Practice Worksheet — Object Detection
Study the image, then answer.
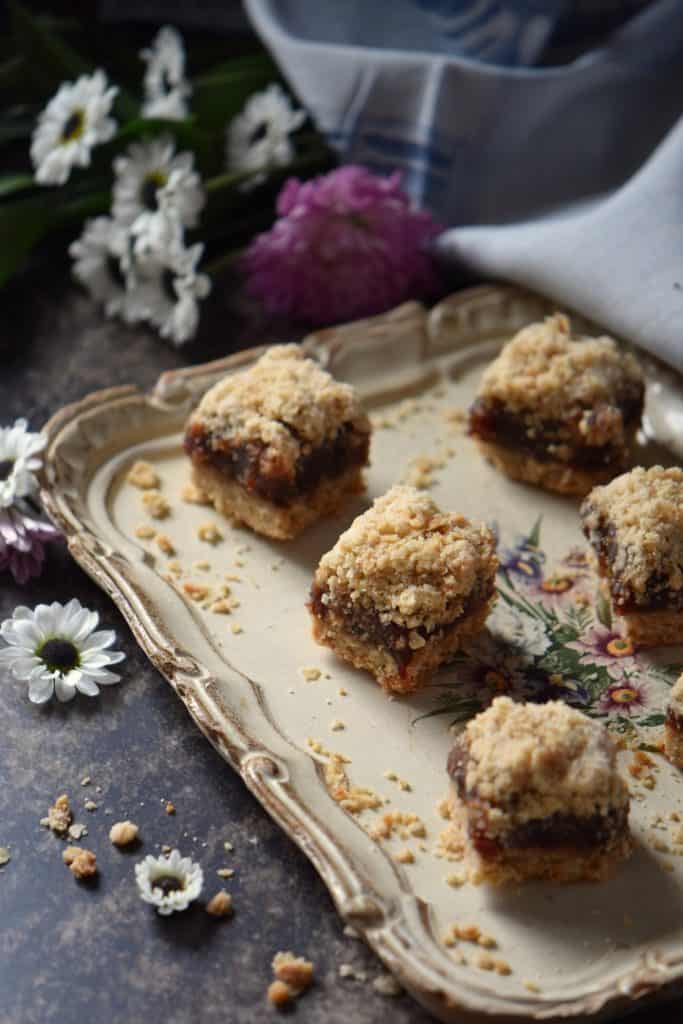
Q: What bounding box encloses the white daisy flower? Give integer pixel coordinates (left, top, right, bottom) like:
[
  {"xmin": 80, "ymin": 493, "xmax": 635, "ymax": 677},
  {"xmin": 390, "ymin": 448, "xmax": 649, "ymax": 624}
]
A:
[
  {"xmin": 226, "ymin": 83, "xmax": 305, "ymax": 186},
  {"xmin": 0, "ymin": 599, "xmax": 125, "ymax": 705},
  {"xmin": 132, "ymin": 217, "xmax": 211, "ymax": 346},
  {"xmin": 0, "ymin": 419, "xmax": 46, "ymax": 509},
  {"xmin": 30, "ymin": 70, "xmax": 118, "ymax": 186},
  {"xmin": 140, "ymin": 26, "xmax": 191, "ymax": 121},
  {"xmin": 135, "ymin": 849, "xmax": 203, "ymax": 915},
  {"xmin": 69, "ymin": 217, "xmax": 148, "ymax": 324},
  {"xmin": 112, "ymin": 136, "xmax": 204, "ymax": 241}
]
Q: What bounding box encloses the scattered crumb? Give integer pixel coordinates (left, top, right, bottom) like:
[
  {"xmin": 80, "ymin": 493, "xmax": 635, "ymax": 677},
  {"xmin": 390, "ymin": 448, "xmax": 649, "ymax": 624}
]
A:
[
  {"xmin": 272, "ymin": 951, "xmax": 314, "ymax": 992},
  {"xmin": 0, "ymin": 847, "xmax": 10, "ymax": 866},
  {"xmin": 155, "ymin": 533, "xmax": 175, "ymax": 556},
  {"xmin": 300, "ymin": 667, "xmax": 322, "ymax": 682},
  {"xmin": 523, "ymin": 980, "xmax": 541, "ymax": 994},
  {"xmin": 475, "ymin": 952, "xmax": 495, "ymax": 971},
  {"xmin": 223, "ymin": 841, "xmax": 234, "ymax": 852},
  {"xmin": 443, "ymin": 407, "xmax": 466, "ymax": 428},
  {"xmin": 109, "ymin": 821, "xmax": 139, "ymax": 847},
  {"xmin": 369, "ymin": 811, "xmax": 427, "ymax": 842},
  {"xmin": 134, "ymin": 524, "xmax": 156, "ymax": 540},
  {"xmin": 384, "ymin": 771, "xmax": 398, "ymax": 781},
  {"xmin": 210, "ymin": 597, "xmax": 238, "ymax": 615},
  {"xmin": 62, "ymin": 846, "xmax": 97, "ymax": 880},
  {"xmin": 267, "ymin": 980, "xmax": 291, "ymax": 1008},
  {"xmin": 181, "ymin": 481, "xmax": 210, "ymax": 505},
  {"xmin": 127, "ymin": 460, "xmax": 160, "ymax": 490},
  {"xmin": 330, "ymin": 719, "xmax": 345, "ymax": 732},
  {"xmin": 446, "ymin": 871, "xmax": 467, "ymax": 887},
  {"xmin": 393, "ymin": 849, "xmax": 415, "ymax": 865},
  {"xmin": 338, "ymin": 688, "xmax": 348, "ymax": 697},
  {"xmin": 182, "ymin": 581, "xmax": 211, "ymax": 602},
  {"xmin": 494, "ymin": 959, "xmax": 512, "ymax": 976},
  {"xmin": 80, "ymin": 776, "xmax": 91, "ymax": 787},
  {"xmin": 224, "ymin": 573, "xmax": 242, "ymax": 583},
  {"xmin": 400, "ymin": 454, "xmax": 446, "ymax": 490},
  {"xmin": 371, "ymin": 973, "xmax": 402, "ymax": 997},
  {"xmin": 339, "ymin": 963, "xmax": 367, "ymax": 983},
  {"xmin": 673, "ymin": 826, "xmax": 683, "ymax": 846},
  {"xmin": 217, "ymin": 868, "xmax": 234, "ymax": 879},
  {"xmin": 84, "ymin": 799, "xmax": 98, "ymax": 812},
  {"xmin": 454, "ymin": 924, "xmax": 481, "ymax": 943},
  {"xmin": 142, "ymin": 491, "xmax": 170, "ymax": 519},
  {"xmin": 41, "ymin": 794, "xmax": 72, "ymax": 836},
  {"xmin": 165, "ymin": 802, "xmax": 176, "ymax": 816},
  {"xmin": 652, "ymin": 836, "xmax": 670, "ymax": 853},
  {"xmin": 68, "ymin": 823, "xmax": 88, "ymax": 841},
  {"xmin": 478, "ymin": 934, "xmax": 497, "ymax": 950},
  {"xmin": 198, "ymin": 522, "xmax": 223, "ymax": 544},
  {"xmin": 230, "ymin": 623, "xmax": 244, "ymax": 635},
  {"xmin": 206, "ymin": 890, "xmax": 233, "ymax": 917},
  {"xmin": 193, "ymin": 560, "xmax": 211, "ymax": 572},
  {"xmin": 670, "ymin": 811, "xmax": 681, "ymax": 822}
]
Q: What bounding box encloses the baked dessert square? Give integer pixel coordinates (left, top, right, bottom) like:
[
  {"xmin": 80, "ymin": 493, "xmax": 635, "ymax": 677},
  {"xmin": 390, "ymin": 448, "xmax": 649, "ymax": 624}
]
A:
[
  {"xmin": 184, "ymin": 345, "xmax": 371, "ymax": 541},
  {"xmin": 468, "ymin": 314, "xmax": 644, "ymax": 496},
  {"xmin": 665, "ymin": 675, "xmax": 683, "ymax": 770},
  {"xmin": 581, "ymin": 466, "xmax": 683, "ymax": 646},
  {"xmin": 308, "ymin": 485, "xmax": 497, "ymax": 694},
  {"xmin": 446, "ymin": 697, "xmax": 632, "ymax": 885}
]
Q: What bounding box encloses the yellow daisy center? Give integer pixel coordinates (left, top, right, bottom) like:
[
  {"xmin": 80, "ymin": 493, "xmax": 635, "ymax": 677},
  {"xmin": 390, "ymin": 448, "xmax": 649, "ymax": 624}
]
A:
[
  {"xmin": 606, "ymin": 637, "xmax": 634, "ymax": 657},
  {"xmin": 609, "ymin": 686, "xmax": 639, "ymax": 704},
  {"xmin": 541, "ymin": 574, "xmax": 573, "ymax": 594}
]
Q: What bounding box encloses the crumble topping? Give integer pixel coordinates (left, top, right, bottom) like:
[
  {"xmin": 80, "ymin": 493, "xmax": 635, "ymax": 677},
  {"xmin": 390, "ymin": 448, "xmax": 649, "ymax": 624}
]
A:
[
  {"xmin": 198, "ymin": 522, "xmax": 223, "ymax": 544},
  {"xmin": 41, "ymin": 794, "xmax": 72, "ymax": 835},
  {"xmin": 478, "ymin": 314, "xmax": 643, "ymax": 424},
  {"xmin": 313, "ymin": 486, "xmax": 497, "ymax": 632},
  {"xmin": 188, "ymin": 345, "xmax": 370, "ymax": 467},
  {"xmin": 458, "ymin": 697, "xmax": 628, "ymax": 827},
  {"xmin": 581, "ymin": 467, "xmax": 683, "ymax": 600},
  {"xmin": 155, "ymin": 533, "xmax": 175, "ymax": 556},
  {"xmin": 135, "ymin": 524, "xmax": 156, "ymax": 540},
  {"xmin": 126, "ymin": 460, "xmax": 160, "ymax": 490},
  {"xmin": 141, "ymin": 491, "xmax": 171, "ymax": 519}
]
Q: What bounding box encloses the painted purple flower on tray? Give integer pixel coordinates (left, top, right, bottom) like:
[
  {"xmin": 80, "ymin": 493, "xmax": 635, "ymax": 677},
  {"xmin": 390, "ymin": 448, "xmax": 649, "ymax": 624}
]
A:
[
  {"xmin": 243, "ymin": 165, "xmax": 442, "ymax": 325},
  {"xmin": 423, "ymin": 517, "xmax": 680, "ymax": 737},
  {"xmin": 0, "ymin": 504, "xmax": 61, "ymax": 584},
  {"xmin": 566, "ymin": 624, "xmax": 637, "ymax": 672}
]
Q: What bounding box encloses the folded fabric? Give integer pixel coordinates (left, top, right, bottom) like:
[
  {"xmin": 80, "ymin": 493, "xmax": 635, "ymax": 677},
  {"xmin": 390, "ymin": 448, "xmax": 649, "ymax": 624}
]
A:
[{"xmin": 245, "ymin": 0, "xmax": 683, "ymax": 369}]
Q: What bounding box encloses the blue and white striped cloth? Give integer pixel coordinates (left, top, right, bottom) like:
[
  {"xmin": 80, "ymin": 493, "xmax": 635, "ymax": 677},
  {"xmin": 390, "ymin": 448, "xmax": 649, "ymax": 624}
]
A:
[{"xmin": 245, "ymin": 0, "xmax": 683, "ymax": 371}]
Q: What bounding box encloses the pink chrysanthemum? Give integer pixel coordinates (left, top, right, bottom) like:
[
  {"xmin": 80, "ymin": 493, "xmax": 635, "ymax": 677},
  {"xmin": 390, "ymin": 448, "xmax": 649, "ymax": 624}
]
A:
[
  {"xmin": 0, "ymin": 504, "xmax": 61, "ymax": 584},
  {"xmin": 243, "ymin": 165, "xmax": 442, "ymax": 325}
]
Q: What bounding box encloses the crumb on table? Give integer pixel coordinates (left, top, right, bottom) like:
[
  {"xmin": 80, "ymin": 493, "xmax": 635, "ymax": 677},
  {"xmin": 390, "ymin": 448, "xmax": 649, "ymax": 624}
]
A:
[
  {"xmin": 181, "ymin": 481, "xmax": 211, "ymax": 505},
  {"xmin": 206, "ymin": 890, "xmax": 233, "ymax": 917},
  {"xmin": 198, "ymin": 522, "xmax": 223, "ymax": 544},
  {"xmin": 41, "ymin": 794, "xmax": 72, "ymax": 835},
  {"xmin": 62, "ymin": 845, "xmax": 98, "ymax": 880},
  {"xmin": 135, "ymin": 524, "xmax": 156, "ymax": 540},
  {"xmin": 127, "ymin": 460, "xmax": 160, "ymax": 490},
  {"xmin": 109, "ymin": 821, "xmax": 139, "ymax": 847},
  {"xmin": 156, "ymin": 533, "xmax": 175, "ymax": 556},
  {"xmin": 141, "ymin": 491, "xmax": 171, "ymax": 519},
  {"xmin": 0, "ymin": 847, "xmax": 10, "ymax": 866},
  {"xmin": 300, "ymin": 666, "xmax": 322, "ymax": 682}
]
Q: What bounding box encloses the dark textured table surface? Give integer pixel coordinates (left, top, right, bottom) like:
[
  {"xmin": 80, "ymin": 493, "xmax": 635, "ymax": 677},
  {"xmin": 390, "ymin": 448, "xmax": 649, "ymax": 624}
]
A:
[{"xmin": 1, "ymin": 275, "xmax": 681, "ymax": 1024}]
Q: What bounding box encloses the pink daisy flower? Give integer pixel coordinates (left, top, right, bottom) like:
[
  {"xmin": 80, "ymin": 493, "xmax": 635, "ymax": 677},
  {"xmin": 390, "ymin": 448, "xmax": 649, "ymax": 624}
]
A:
[
  {"xmin": 598, "ymin": 679, "xmax": 649, "ymax": 715},
  {"xmin": 566, "ymin": 624, "xmax": 637, "ymax": 671},
  {"xmin": 0, "ymin": 504, "xmax": 61, "ymax": 584},
  {"xmin": 243, "ymin": 165, "xmax": 442, "ymax": 325}
]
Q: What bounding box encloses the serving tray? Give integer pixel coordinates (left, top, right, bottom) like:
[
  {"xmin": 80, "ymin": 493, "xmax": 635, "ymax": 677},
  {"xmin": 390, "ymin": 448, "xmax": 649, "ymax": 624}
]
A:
[{"xmin": 40, "ymin": 285, "xmax": 683, "ymax": 1023}]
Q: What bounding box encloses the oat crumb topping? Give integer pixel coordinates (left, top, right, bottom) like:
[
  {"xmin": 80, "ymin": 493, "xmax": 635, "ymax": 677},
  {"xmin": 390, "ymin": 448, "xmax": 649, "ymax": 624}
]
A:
[
  {"xmin": 142, "ymin": 491, "xmax": 171, "ymax": 519},
  {"xmin": 41, "ymin": 794, "xmax": 72, "ymax": 835},
  {"xmin": 198, "ymin": 522, "xmax": 223, "ymax": 544},
  {"xmin": 62, "ymin": 845, "xmax": 97, "ymax": 879},
  {"xmin": 109, "ymin": 821, "xmax": 139, "ymax": 847}
]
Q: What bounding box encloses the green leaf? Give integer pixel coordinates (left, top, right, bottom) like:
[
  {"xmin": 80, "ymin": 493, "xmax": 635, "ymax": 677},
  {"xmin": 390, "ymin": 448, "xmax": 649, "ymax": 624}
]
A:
[
  {"xmin": 637, "ymin": 713, "xmax": 666, "ymax": 728},
  {"xmin": 596, "ymin": 590, "xmax": 612, "ymax": 629},
  {"xmin": 0, "ymin": 192, "xmax": 54, "ymax": 287},
  {"xmin": 527, "ymin": 515, "xmax": 543, "ymax": 549},
  {"xmin": 0, "ymin": 173, "xmax": 35, "ymax": 198}
]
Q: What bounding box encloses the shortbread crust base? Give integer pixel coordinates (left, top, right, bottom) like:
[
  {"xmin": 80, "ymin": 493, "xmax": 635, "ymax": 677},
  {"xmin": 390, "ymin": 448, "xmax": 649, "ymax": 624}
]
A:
[
  {"xmin": 474, "ymin": 439, "xmax": 623, "ymax": 498},
  {"xmin": 664, "ymin": 723, "xmax": 683, "ymax": 770},
  {"xmin": 445, "ymin": 794, "xmax": 632, "ymax": 885},
  {"xmin": 310, "ymin": 596, "xmax": 494, "ymax": 695},
  {"xmin": 616, "ymin": 607, "xmax": 683, "ymax": 648},
  {"xmin": 191, "ymin": 462, "xmax": 364, "ymax": 541}
]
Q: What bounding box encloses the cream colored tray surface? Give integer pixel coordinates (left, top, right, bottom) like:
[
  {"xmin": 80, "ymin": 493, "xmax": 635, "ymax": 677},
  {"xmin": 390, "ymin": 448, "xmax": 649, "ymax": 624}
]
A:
[{"xmin": 41, "ymin": 286, "xmax": 683, "ymax": 1023}]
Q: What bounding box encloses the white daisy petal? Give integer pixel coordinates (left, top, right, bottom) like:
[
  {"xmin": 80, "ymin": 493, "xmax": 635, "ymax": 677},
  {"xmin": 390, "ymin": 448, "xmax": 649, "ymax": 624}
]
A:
[
  {"xmin": 28, "ymin": 676, "xmax": 55, "ymax": 705},
  {"xmin": 0, "ymin": 420, "xmax": 47, "ymax": 508},
  {"xmin": 135, "ymin": 850, "xmax": 203, "ymax": 914},
  {"xmin": 76, "ymin": 676, "xmax": 100, "ymax": 697},
  {"xmin": 226, "ymin": 84, "xmax": 305, "ymax": 186},
  {"xmin": 30, "ymin": 70, "xmax": 118, "ymax": 186},
  {"xmin": 54, "ymin": 677, "xmax": 77, "ymax": 702},
  {"xmin": 0, "ymin": 600, "xmax": 125, "ymax": 706},
  {"xmin": 140, "ymin": 26, "xmax": 191, "ymax": 122}
]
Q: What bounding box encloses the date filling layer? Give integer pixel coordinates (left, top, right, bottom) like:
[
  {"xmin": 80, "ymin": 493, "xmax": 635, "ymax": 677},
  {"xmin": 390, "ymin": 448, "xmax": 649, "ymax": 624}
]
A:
[
  {"xmin": 309, "ymin": 581, "xmax": 492, "ymax": 678},
  {"xmin": 185, "ymin": 421, "xmax": 369, "ymax": 507},
  {"xmin": 581, "ymin": 511, "xmax": 683, "ymax": 613},
  {"xmin": 447, "ymin": 740, "xmax": 628, "ymax": 858},
  {"xmin": 468, "ymin": 394, "xmax": 642, "ymax": 471}
]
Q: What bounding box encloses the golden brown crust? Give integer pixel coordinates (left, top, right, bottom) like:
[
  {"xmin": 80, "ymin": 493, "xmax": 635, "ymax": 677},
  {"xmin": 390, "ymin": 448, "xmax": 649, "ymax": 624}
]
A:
[
  {"xmin": 187, "ymin": 344, "xmax": 370, "ymax": 478},
  {"xmin": 581, "ymin": 466, "xmax": 683, "ymax": 605},
  {"xmin": 665, "ymin": 722, "xmax": 683, "ymax": 771},
  {"xmin": 311, "ymin": 593, "xmax": 494, "ymax": 694},
  {"xmin": 474, "ymin": 438, "xmax": 618, "ymax": 497},
  {"xmin": 619, "ymin": 608, "xmax": 683, "ymax": 648},
  {"xmin": 191, "ymin": 462, "xmax": 364, "ymax": 542},
  {"xmin": 460, "ymin": 697, "xmax": 628, "ymax": 830},
  {"xmin": 478, "ymin": 314, "xmax": 643, "ymax": 424},
  {"xmin": 312, "ymin": 485, "xmax": 498, "ymax": 634}
]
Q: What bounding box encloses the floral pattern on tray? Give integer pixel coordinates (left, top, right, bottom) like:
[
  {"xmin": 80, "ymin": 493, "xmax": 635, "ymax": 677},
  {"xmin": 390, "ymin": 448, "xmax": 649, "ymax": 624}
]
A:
[{"xmin": 423, "ymin": 518, "xmax": 681, "ymax": 739}]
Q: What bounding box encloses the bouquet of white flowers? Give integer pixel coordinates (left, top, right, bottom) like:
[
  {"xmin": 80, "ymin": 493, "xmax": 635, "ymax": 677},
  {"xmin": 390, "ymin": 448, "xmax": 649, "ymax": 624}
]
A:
[{"xmin": 1, "ymin": 4, "xmax": 332, "ymax": 344}]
